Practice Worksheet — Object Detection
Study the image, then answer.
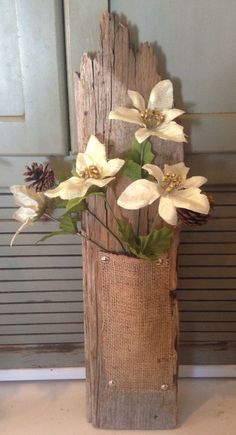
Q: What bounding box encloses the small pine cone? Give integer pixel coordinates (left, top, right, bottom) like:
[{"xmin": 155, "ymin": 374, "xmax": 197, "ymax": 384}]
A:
[
  {"xmin": 177, "ymin": 193, "xmax": 214, "ymax": 226},
  {"xmin": 24, "ymin": 162, "xmax": 55, "ymax": 192}
]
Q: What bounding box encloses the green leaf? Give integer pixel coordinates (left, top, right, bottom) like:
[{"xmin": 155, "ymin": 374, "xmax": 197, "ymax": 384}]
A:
[
  {"xmin": 59, "ymin": 214, "xmax": 78, "ymax": 234},
  {"xmin": 124, "ymin": 138, "xmax": 155, "ymax": 181},
  {"xmin": 57, "ymin": 171, "xmax": 70, "ymax": 183},
  {"xmin": 71, "ymin": 159, "xmax": 77, "ymax": 177},
  {"xmin": 66, "ymin": 197, "xmax": 86, "ymax": 213},
  {"xmin": 139, "ymin": 227, "xmax": 174, "ymax": 259},
  {"xmin": 127, "ymin": 138, "xmax": 142, "ymax": 164},
  {"xmin": 121, "ymin": 160, "xmax": 142, "ymax": 180},
  {"xmin": 86, "ymin": 186, "xmax": 106, "ymax": 198},
  {"xmin": 117, "ymin": 218, "xmax": 138, "ymax": 249},
  {"xmin": 142, "ymin": 141, "xmax": 155, "ymax": 164},
  {"xmin": 37, "ymin": 231, "xmax": 70, "ymax": 243},
  {"xmin": 53, "ymin": 197, "xmax": 68, "ymax": 209}
]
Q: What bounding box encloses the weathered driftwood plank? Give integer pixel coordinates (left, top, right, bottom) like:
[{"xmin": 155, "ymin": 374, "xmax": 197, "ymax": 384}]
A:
[{"xmin": 74, "ymin": 11, "xmax": 183, "ymax": 429}]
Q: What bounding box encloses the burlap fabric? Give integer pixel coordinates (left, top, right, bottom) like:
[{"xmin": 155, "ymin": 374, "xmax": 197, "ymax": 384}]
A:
[{"xmin": 97, "ymin": 252, "xmax": 177, "ymax": 392}]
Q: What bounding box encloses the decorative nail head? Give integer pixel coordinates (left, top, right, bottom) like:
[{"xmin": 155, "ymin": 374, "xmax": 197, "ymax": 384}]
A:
[
  {"xmin": 101, "ymin": 255, "xmax": 109, "ymax": 262},
  {"xmin": 160, "ymin": 383, "xmax": 169, "ymax": 391}
]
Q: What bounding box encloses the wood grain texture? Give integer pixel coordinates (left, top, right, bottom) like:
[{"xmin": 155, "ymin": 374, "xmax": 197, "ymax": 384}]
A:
[{"xmin": 74, "ymin": 11, "xmax": 183, "ymax": 429}]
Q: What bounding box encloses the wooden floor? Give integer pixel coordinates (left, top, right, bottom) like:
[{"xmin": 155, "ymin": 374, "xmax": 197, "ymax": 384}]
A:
[{"xmin": 0, "ymin": 379, "xmax": 235, "ymax": 434}]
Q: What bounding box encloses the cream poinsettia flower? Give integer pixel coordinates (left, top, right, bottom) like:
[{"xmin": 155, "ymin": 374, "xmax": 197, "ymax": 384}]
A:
[
  {"xmin": 109, "ymin": 79, "xmax": 186, "ymax": 144},
  {"xmin": 117, "ymin": 162, "xmax": 210, "ymax": 226},
  {"xmin": 10, "ymin": 185, "xmax": 46, "ymax": 245},
  {"xmin": 45, "ymin": 135, "xmax": 125, "ymax": 200}
]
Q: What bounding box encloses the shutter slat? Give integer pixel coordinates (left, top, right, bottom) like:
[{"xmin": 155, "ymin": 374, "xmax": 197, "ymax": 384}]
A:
[
  {"xmin": 0, "ymin": 256, "xmax": 82, "ymax": 268},
  {"xmin": 181, "ymin": 332, "xmax": 236, "ymax": 341},
  {"xmin": 179, "ymin": 278, "xmax": 236, "ymax": 289},
  {"xmin": 0, "ymin": 312, "xmax": 83, "ymax": 324},
  {"xmin": 180, "ymin": 312, "xmax": 236, "ymax": 321},
  {"xmin": 183, "ymin": 218, "xmax": 236, "ymax": 231},
  {"xmin": 179, "ymin": 243, "xmax": 236, "ymax": 255},
  {"xmin": 179, "ymin": 255, "xmax": 236, "ymax": 266},
  {"xmin": 181, "ymin": 232, "xmax": 236, "ymax": 243},
  {"xmin": 0, "ymin": 302, "xmax": 83, "ymax": 313},
  {"xmin": 179, "ymin": 289, "xmax": 236, "ymax": 300},
  {"xmin": 179, "ymin": 267, "xmax": 236, "ymax": 278},
  {"xmin": 180, "ymin": 301, "xmax": 236, "ymax": 311},
  {"xmin": 0, "ymin": 280, "xmax": 81, "ymax": 292},
  {"xmin": 0, "ymin": 333, "xmax": 84, "ymax": 345},
  {"xmin": 180, "ymin": 322, "xmax": 236, "ymax": 332},
  {"xmin": 0, "ymin": 291, "xmax": 83, "ymax": 303},
  {"xmin": 0, "ymin": 245, "xmax": 82, "ymax": 255},
  {"xmin": 0, "ymin": 268, "xmax": 82, "ymax": 280},
  {"xmin": 0, "ymin": 323, "xmax": 84, "ymax": 334}
]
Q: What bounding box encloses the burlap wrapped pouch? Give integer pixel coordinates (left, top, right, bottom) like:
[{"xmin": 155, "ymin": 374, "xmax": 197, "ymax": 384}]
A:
[{"xmin": 97, "ymin": 251, "xmax": 177, "ymax": 392}]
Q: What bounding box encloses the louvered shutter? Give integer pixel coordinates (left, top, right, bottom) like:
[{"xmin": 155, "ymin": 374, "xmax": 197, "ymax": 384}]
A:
[
  {"xmin": 0, "ymin": 188, "xmax": 84, "ymax": 369},
  {"xmin": 179, "ymin": 184, "xmax": 236, "ymax": 364}
]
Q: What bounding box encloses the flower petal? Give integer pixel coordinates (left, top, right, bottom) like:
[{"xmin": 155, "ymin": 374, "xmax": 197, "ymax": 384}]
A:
[
  {"xmin": 76, "ymin": 153, "xmax": 93, "ymax": 173},
  {"xmin": 162, "ymin": 108, "xmax": 185, "ymax": 123},
  {"xmin": 109, "ymin": 107, "xmax": 144, "ymax": 126},
  {"xmin": 13, "ymin": 207, "xmax": 38, "ymax": 223},
  {"xmin": 142, "ymin": 164, "xmax": 164, "ymax": 183},
  {"xmin": 164, "ymin": 162, "xmax": 190, "ymax": 180},
  {"xmin": 171, "ymin": 188, "xmax": 210, "ymax": 214},
  {"xmin": 148, "ymin": 80, "xmax": 173, "ymax": 110},
  {"xmin": 128, "ymin": 90, "xmax": 146, "ymax": 111},
  {"xmin": 102, "ymin": 158, "xmax": 125, "ymax": 177},
  {"xmin": 117, "ymin": 179, "xmax": 160, "ymax": 210},
  {"xmin": 86, "ymin": 177, "xmax": 115, "ymax": 188},
  {"xmin": 85, "ymin": 135, "xmax": 107, "ymax": 167},
  {"xmin": 10, "ymin": 185, "xmax": 39, "ymax": 208},
  {"xmin": 158, "ymin": 196, "xmax": 178, "ymax": 225},
  {"xmin": 135, "ymin": 127, "xmax": 152, "ymax": 143},
  {"xmin": 155, "ymin": 121, "xmax": 187, "ymax": 143},
  {"xmin": 183, "ymin": 176, "xmax": 208, "ymax": 189},
  {"xmin": 45, "ymin": 177, "xmax": 89, "ymax": 200}
]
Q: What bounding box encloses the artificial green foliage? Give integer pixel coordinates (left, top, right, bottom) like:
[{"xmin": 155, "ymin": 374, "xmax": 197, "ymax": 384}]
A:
[
  {"xmin": 38, "ymin": 214, "xmax": 78, "ymax": 243},
  {"xmin": 122, "ymin": 160, "xmax": 142, "ymax": 180},
  {"xmin": 117, "ymin": 219, "xmax": 139, "ymax": 250},
  {"xmin": 37, "ymin": 230, "xmax": 72, "ymax": 243},
  {"xmin": 122, "ymin": 138, "xmax": 155, "ymax": 180},
  {"xmin": 118, "ymin": 218, "xmax": 173, "ymax": 261},
  {"xmin": 53, "ymin": 197, "xmax": 68, "ymax": 209},
  {"xmin": 71, "ymin": 159, "xmax": 77, "ymax": 177},
  {"xmin": 59, "ymin": 214, "xmax": 78, "ymax": 233},
  {"xmin": 138, "ymin": 227, "xmax": 174, "ymax": 260},
  {"xmin": 65, "ymin": 197, "xmax": 86, "ymax": 213}
]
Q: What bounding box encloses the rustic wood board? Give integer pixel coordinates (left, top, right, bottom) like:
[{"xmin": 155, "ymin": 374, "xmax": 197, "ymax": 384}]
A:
[{"xmin": 74, "ymin": 11, "xmax": 183, "ymax": 429}]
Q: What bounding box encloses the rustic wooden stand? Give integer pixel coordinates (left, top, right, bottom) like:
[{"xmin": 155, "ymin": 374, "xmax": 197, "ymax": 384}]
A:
[{"xmin": 74, "ymin": 11, "xmax": 183, "ymax": 429}]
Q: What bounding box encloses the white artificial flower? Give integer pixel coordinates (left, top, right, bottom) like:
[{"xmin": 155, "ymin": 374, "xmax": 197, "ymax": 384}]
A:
[
  {"xmin": 45, "ymin": 135, "xmax": 125, "ymax": 200},
  {"xmin": 117, "ymin": 162, "xmax": 210, "ymax": 226},
  {"xmin": 10, "ymin": 185, "xmax": 46, "ymax": 245},
  {"xmin": 109, "ymin": 79, "xmax": 186, "ymax": 143}
]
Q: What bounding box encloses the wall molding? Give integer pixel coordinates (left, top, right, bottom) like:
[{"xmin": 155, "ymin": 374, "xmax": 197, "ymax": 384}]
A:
[{"xmin": 0, "ymin": 365, "xmax": 236, "ymax": 381}]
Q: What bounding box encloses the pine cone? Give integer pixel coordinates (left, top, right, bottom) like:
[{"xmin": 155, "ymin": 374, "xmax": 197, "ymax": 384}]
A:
[
  {"xmin": 24, "ymin": 162, "xmax": 55, "ymax": 192},
  {"xmin": 177, "ymin": 193, "xmax": 214, "ymax": 226}
]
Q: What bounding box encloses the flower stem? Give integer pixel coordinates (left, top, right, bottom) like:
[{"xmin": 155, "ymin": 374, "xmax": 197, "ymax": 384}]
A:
[
  {"xmin": 86, "ymin": 206, "xmax": 126, "ymax": 253},
  {"xmin": 150, "ymin": 211, "xmax": 162, "ymax": 233},
  {"xmin": 76, "ymin": 231, "xmax": 111, "ymax": 252},
  {"xmin": 44, "ymin": 212, "xmax": 59, "ymax": 222},
  {"xmin": 44, "ymin": 211, "xmax": 108, "ymax": 251},
  {"xmin": 136, "ymin": 141, "xmax": 146, "ymax": 237},
  {"xmin": 104, "ymin": 196, "xmax": 128, "ymax": 253}
]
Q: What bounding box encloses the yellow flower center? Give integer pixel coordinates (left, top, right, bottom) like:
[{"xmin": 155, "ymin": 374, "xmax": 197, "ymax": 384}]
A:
[
  {"xmin": 78, "ymin": 165, "xmax": 101, "ymax": 179},
  {"xmin": 162, "ymin": 172, "xmax": 182, "ymax": 193},
  {"xmin": 140, "ymin": 108, "xmax": 165, "ymax": 129}
]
